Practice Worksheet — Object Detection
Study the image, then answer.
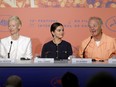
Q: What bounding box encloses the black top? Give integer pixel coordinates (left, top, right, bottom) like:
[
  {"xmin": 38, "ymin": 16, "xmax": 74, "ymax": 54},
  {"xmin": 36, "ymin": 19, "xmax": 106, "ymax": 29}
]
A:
[{"xmin": 41, "ymin": 40, "xmax": 72, "ymax": 60}]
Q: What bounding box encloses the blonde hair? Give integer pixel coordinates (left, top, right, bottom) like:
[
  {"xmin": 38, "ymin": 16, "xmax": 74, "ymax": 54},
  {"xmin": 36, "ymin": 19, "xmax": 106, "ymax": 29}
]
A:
[{"xmin": 8, "ymin": 16, "xmax": 22, "ymax": 26}]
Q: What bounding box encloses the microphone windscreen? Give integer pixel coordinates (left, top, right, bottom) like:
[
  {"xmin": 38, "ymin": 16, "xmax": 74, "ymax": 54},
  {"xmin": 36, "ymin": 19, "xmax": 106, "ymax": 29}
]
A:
[
  {"xmin": 91, "ymin": 36, "xmax": 93, "ymax": 39},
  {"xmin": 11, "ymin": 41, "xmax": 13, "ymax": 44}
]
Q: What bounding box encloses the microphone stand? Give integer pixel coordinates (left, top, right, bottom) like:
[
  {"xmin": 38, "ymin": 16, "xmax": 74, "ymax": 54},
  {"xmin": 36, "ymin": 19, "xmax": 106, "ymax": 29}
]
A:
[
  {"xmin": 8, "ymin": 41, "xmax": 13, "ymax": 58},
  {"xmin": 82, "ymin": 36, "xmax": 92, "ymax": 58}
]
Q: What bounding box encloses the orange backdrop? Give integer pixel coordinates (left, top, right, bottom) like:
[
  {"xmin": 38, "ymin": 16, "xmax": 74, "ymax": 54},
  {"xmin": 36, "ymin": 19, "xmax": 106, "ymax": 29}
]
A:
[{"xmin": 0, "ymin": 8, "xmax": 116, "ymax": 56}]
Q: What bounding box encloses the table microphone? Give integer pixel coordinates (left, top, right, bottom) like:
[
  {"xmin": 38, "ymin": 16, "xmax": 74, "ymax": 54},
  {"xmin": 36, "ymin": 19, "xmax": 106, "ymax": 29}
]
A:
[
  {"xmin": 82, "ymin": 36, "xmax": 93, "ymax": 58},
  {"xmin": 8, "ymin": 41, "xmax": 13, "ymax": 58},
  {"xmin": 45, "ymin": 51, "xmax": 50, "ymax": 58}
]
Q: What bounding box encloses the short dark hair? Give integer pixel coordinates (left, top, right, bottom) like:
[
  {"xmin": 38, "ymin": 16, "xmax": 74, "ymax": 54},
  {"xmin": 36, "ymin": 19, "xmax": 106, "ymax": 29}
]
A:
[
  {"xmin": 50, "ymin": 22, "xmax": 63, "ymax": 32},
  {"xmin": 86, "ymin": 72, "xmax": 116, "ymax": 87},
  {"xmin": 61, "ymin": 72, "xmax": 79, "ymax": 87},
  {"xmin": 50, "ymin": 22, "xmax": 63, "ymax": 37}
]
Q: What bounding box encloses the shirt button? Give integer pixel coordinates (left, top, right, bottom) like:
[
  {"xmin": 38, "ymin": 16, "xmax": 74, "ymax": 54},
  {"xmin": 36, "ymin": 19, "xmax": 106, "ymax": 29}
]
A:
[{"xmin": 64, "ymin": 51, "xmax": 67, "ymax": 53}]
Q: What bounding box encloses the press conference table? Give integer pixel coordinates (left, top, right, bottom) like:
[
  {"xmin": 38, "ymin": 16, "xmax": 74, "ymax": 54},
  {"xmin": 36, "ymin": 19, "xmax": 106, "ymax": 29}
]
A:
[
  {"xmin": 0, "ymin": 60, "xmax": 116, "ymax": 87},
  {"xmin": 0, "ymin": 60, "xmax": 116, "ymax": 67}
]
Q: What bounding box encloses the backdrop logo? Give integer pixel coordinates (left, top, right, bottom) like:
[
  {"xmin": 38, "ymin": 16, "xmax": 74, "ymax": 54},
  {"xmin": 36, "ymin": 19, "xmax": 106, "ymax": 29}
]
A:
[
  {"xmin": 0, "ymin": 15, "xmax": 10, "ymax": 32},
  {"xmin": 105, "ymin": 16, "xmax": 116, "ymax": 32},
  {"xmin": 50, "ymin": 77, "xmax": 61, "ymax": 87}
]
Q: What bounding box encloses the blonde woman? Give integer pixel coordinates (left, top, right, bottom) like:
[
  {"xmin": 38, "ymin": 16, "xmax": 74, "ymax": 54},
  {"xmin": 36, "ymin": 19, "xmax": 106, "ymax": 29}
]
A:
[{"xmin": 0, "ymin": 16, "xmax": 32, "ymax": 60}]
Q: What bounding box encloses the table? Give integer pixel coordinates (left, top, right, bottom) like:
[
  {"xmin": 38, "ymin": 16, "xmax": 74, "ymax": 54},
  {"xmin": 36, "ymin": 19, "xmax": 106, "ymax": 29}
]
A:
[{"xmin": 0, "ymin": 60, "xmax": 116, "ymax": 87}]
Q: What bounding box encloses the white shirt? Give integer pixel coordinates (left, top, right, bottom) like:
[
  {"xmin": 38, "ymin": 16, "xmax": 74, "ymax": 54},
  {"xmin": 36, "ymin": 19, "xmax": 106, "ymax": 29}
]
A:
[{"xmin": 95, "ymin": 41, "xmax": 100, "ymax": 47}]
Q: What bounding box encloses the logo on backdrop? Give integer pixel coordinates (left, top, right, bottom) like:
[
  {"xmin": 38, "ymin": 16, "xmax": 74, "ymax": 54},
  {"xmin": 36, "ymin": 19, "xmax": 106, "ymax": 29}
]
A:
[
  {"xmin": 0, "ymin": 15, "xmax": 10, "ymax": 32},
  {"xmin": 50, "ymin": 77, "xmax": 61, "ymax": 87},
  {"xmin": 105, "ymin": 16, "xmax": 116, "ymax": 32}
]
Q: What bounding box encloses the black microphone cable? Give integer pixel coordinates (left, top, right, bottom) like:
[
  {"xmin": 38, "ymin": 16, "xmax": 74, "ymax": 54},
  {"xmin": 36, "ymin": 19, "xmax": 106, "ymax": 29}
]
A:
[
  {"xmin": 82, "ymin": 36, "xmax": 93, "ymax": 58},
  {"xmin": 8, "ymin": 41, "xmax": 13, "ymax": 58}
]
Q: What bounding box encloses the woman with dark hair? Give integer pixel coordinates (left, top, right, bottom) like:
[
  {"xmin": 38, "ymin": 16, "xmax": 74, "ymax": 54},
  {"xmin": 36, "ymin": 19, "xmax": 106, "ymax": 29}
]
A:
[{"xmin": 41, "ymin": 22, "xmax": 72, "ymax": 60}]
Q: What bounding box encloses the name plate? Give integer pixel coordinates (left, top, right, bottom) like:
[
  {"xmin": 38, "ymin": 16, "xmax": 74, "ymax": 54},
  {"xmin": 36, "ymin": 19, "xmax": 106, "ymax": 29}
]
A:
[
  {"xmin": 71, "ymin": 58, "xmax": 92, "ymax": 64},
  {"xmin": 108, "ymin": 59, "xmax": 116, "ymax": 64},
  {"xmin": 34, "ymin": 57, "xmax": 54, "ymax": 63},
  {"xmin": 0, "ymin": 58, "xmax": 15, "ymax": 63}
]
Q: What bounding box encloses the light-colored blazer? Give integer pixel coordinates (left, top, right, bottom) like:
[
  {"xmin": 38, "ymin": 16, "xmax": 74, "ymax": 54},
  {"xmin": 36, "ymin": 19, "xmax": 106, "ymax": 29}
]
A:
[{"xmin": 0, "ymin": 35, "xmax": 32, "ymax": 60}]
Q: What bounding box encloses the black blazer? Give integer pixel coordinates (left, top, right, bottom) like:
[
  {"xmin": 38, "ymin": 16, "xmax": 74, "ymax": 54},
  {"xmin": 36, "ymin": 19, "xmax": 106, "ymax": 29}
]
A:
[{"xmin": 41, "ymin": 40, "xmax": 72, "ymax": 60}]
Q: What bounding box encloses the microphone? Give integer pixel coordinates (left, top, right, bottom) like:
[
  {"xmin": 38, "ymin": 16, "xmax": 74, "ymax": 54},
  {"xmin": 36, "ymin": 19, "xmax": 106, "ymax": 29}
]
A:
[
  {"xmin": 45, "ymin": 51, "xmax": 50, "ymax": 58},
  {"xmin": 82, "ymin": 36, "xmax": 93, "ymax": 58},
  {"xmin": 8, "ymin": 41, "xmax": 13, "ymax": 58}
]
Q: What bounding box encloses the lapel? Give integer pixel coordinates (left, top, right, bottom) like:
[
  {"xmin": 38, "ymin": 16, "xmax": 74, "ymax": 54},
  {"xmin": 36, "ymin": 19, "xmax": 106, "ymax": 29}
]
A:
[
  {"xmin": 98, "ymin": 33, "xmax": 106, "ymax": 47},
  {"xmin": 17, "ymin": 36, "xmax": 21, "ymax": 54},
  {"xmin": 88, "ymin": 37, "xmax": 95, "ymax": 48},
  {"xmin": 88, "ymin": 33, "xmax": 106, "ymax": 48}
]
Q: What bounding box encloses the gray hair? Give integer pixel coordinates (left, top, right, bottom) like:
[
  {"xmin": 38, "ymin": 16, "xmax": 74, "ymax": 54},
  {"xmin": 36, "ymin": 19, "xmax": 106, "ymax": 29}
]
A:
[{"xmin": 88, "ymin": 16, "xmax": 103, "ymax": 27}]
